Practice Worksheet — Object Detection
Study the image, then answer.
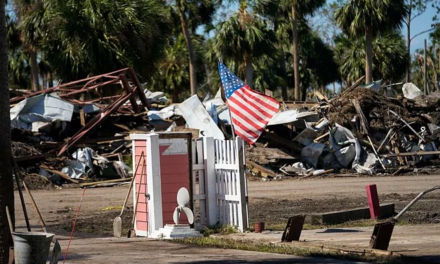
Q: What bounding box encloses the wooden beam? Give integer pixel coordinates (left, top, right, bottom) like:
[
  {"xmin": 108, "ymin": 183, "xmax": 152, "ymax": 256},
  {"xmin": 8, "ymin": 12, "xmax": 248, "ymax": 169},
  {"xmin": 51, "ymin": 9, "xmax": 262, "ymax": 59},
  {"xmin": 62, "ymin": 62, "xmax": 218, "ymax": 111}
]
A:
[
  {"xmin": 381, "ymin": 151, "xmax": 440, "ymax": 158},
  {"xmin": 247, "ymin": 160, "xmax": 277, "ymax": 178}
]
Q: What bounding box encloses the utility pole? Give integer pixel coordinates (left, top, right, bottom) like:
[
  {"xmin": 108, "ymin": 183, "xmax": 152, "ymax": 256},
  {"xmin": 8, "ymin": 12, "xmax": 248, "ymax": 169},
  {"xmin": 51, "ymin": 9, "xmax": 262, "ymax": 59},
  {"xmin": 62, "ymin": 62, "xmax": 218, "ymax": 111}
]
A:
[{"xmin": 424, "ymin": 39, "xmax": 428, "ymax": 95}]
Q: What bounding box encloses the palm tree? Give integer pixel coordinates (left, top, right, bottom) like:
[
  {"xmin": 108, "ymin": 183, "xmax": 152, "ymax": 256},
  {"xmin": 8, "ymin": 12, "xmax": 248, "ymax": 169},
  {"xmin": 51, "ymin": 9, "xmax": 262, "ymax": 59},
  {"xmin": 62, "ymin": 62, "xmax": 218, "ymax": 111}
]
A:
[
  {"xmin": 15, "ymin": 0, "xmax": 45, "ymax": 91},
  {"xmin": 147, "ymin": 35, "xmax": 191, "ymax": 103},
  {"xmin": 335, "ymin": 0, "xmax": 407, "ymax": 84},
  {"xmin": 0, "ymin": 0, "xmax": 14, "ymax": 262},
  {"xmin": 169, "ymin": 0, "xmax": 216, "ymax": 96},
  {"xmin": 288, "ymin": 0, "xmax": 325, "ymax": 100},
  {"xmin": 7, "ymin": 13, "xmax": 31, "ymax": 90},
  {"xmin": 254, "ymin": 0, "xmax": 291, "ymax": 100},
  {"xmin": 211, "ymin": 3, "xmax": 276, "ymax": 88},
  {"xmin": 334, "ymin": 31, "xmax": 408, "ymax": 85},
  {"xmin": 30, "ymin": 0, "xmax": 172, "ymax": 82}
]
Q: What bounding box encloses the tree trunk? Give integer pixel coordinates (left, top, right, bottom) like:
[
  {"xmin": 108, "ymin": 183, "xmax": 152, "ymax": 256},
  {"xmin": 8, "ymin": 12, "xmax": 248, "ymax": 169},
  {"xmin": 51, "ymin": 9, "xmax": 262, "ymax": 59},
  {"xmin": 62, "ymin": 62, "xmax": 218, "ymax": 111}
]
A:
[
  {"xmin": 30, "ymin": 49, "xmax": 40, "ymax": 91},
  {"xmin": 365, "ymin": 26, "xmax": 373, "ymax": 84},
  {"xmin": 406, "ymin": 0, "xmax": 412, "ymax": 83},
  {"xmin": 292, "ymin": 4, "xmax": 300, "ymax": 101},
  {"xmin": 274, "ymin": 19, "xmax": 288, "ymax": 101},
  {"xmin": 48, "ymin": 71, "xmax": 54, "ymax": 88},
  {"xmin": 280, "ymin": 51, "xmax": 288, "ymax": 100},
  {"xmin": 179, "ymin": 10, "xmax": 197, "ymax": 96},
  {"xmin": 42, "ymin": 73, "xmax": 47, "ymax": 89},
  {"xmin": 301, "ymin": 85, "xmax": 307, "ymax": 101},
  {"xmin": 172, "ymin": 88, "xmax": 179, "ymax": 103},
  {"xmin": 0, "ymin": 1, "xmax": 14, "ymax": 262},
  {"xmin": 244, "ymin": 55, "xmax": 254, "ymax": 88},
  {"xmin": 430, "ymin": 54, "xmax": 439, "ymax": 91}
]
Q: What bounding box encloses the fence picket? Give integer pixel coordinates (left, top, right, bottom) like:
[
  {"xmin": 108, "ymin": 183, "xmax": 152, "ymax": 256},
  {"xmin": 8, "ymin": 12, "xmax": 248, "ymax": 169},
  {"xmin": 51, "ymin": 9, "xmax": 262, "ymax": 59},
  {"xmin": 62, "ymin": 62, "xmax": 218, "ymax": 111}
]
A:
[{"xmin": 192, "ymin": 137, "xmax": 248, "ymax": 232}]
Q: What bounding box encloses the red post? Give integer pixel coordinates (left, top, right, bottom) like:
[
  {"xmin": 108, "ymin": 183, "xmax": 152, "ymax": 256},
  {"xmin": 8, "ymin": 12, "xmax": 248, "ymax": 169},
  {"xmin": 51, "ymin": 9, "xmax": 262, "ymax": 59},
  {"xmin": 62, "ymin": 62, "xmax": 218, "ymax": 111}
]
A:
[{"xmin": 366, "ymin": 184, "xmax": 381, "ymax": 219}]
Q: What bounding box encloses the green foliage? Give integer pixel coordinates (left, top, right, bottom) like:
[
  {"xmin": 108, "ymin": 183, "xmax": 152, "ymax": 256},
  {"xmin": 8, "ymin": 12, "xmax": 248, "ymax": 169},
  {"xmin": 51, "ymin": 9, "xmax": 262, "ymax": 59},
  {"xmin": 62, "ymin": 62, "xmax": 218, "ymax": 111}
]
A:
[
  {"xmin": 211, "ymin": 11, "xmax": 276, "ymax": 65},
  {"xmin": 201, "ymin": 222, "xmax": 238, "ymax": 237},
  {"xmin": 335, "ymin": 31, "xmax": 408, "ymax": 83},
  {"xmin": 335, "ymin": 0, "xmax": 408, "ymax": 38},
  {"xmin": 21, "ymin": 0, "xmax": 172, "ymax": 82},
  {"xmin": 6, "ymin": 12, "xmax": 31, "ymax": 89}
]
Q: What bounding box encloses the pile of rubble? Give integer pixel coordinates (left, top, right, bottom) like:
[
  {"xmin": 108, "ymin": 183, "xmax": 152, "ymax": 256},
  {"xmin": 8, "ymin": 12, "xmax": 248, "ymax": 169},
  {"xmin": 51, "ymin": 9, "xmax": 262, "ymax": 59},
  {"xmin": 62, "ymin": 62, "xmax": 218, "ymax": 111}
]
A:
[
  {"xmin": 10, "ymin": 68, "xmax": 162, "ymax": 187},
  {"xmin": 10, "ymin": 68, "xmax": 440, "ymax": 186},
  {"xmin": 249, "ymin": 80, "xmax": 440, "ymax": 178}
]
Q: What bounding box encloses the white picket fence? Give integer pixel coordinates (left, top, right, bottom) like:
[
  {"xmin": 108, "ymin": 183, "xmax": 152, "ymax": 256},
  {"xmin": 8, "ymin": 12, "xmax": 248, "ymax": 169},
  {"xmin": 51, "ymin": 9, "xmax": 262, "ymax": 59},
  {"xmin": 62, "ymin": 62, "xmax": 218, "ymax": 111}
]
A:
[{"xmin": 192, "ymin": 137, "xmax": 249, "ymax": 232}]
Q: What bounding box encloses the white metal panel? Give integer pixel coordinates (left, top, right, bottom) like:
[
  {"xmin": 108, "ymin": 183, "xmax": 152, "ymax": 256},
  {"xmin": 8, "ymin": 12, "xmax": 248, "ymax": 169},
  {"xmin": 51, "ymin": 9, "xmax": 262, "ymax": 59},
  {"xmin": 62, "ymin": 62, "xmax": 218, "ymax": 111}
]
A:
[{"xmin": 178, "ymin": 95, "xmax": 224, "ymax": 139}]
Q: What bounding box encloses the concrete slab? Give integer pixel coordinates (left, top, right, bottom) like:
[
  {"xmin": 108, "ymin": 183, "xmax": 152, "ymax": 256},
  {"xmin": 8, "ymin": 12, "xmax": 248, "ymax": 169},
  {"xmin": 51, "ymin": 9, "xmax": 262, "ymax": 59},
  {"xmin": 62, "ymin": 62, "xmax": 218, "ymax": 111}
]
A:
[{"xmin": 57, "ymin": 236, "xmax": 369, "ymax": 263}]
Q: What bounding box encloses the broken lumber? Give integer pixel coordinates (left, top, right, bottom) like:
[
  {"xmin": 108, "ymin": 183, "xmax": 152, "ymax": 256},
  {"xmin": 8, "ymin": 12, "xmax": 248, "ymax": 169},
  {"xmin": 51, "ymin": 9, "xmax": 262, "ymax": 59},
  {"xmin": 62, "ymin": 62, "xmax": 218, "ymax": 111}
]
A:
[
  {"xmin": 340, "ymin": 76, "xmax": 365, "ymax": 96},
  {"xmin": 39, "ymin": 165, "xmax": 79, "ymax": 184},
  {"xmin": 381, "ymin": 151, "xmax": 440, "ymax": 158},
  {"xmin": 80, "ymin": 178, "xmax": 131, "ymax": 188},
  {"xmin": 247, "ymin": 160, "xmax": 277, "ymax": 178}
]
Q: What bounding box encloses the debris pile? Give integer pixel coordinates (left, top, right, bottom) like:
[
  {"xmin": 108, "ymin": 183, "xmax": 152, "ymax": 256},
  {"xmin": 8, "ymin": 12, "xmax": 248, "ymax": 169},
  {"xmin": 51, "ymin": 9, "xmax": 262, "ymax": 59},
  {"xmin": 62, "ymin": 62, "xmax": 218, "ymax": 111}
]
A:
[
  {"xmin": 10, "ymin": 68, "xmax": 154, "ymax": 187},
  {"xmin": 253, "ymin": 81, "xmax": 440, "ymax": 179},
  {"xmin": 11, "ymin": 68, "xmax": 440, "ymax": 186}
]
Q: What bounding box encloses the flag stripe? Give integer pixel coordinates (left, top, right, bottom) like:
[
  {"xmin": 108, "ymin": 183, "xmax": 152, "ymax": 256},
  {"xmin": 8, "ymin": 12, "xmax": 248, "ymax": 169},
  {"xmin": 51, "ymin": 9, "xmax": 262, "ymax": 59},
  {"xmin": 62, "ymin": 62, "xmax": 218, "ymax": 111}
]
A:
[
  {"xmin": 228, "ymin": 95, "xmax": 269, "ymax": 126},
  {"xmin": 218, "ymin": 62, "xmax": 280, "ymax": 144},
  {"xmin": 233, "ymin": 123, "xmax": 260, "ymax": 143},
  {"xmin": 231, "ymin": 90, "xmax": 277, "ymax": 119},
  {"xmin": 242, "ymin": 87, "xmax": 279, "ymax": 111},
  {"xmin": 229, "ymin": 109, "xmax": 262, "ymax": 138}
]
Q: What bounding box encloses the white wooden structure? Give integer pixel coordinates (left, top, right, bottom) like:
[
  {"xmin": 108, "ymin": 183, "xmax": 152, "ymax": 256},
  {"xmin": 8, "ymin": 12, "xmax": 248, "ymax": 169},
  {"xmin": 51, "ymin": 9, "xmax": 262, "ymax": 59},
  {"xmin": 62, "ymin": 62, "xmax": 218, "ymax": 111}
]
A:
[
  {"xmin": 131, "ymin": 134, "xmax": 249, "ymax": 236},
  {"xmin": 192, "ymin": 137, "xmax": 249, "ymax": 232}
]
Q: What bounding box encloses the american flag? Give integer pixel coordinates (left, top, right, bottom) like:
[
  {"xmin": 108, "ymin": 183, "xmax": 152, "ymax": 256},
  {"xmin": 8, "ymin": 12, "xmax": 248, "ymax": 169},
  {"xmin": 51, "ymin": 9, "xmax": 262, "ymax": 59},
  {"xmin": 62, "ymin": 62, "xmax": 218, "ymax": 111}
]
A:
[{"xmin": 218, "ymin": 62, "xmax": 279, "ymax": 144}]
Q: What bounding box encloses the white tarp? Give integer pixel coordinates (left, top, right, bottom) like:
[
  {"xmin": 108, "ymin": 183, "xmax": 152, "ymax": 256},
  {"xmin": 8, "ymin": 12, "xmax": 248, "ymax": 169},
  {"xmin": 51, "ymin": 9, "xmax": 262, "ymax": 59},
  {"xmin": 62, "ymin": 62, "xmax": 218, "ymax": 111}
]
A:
[
  {"xmin": 402, "ymin": 82, "xmax": 423, "ymax": 99},
  {"xmin": 267, "ymin": 110, "xmax": 317, "ymax": 126},
  {"xmin": 178, "ymin": 95, "xmax": 224, "ymax": 139},
  {"xmin": 144, "ymin": 89, "xmax": 168, "ymax": 103},
  {"xmin": 147, "ymin": 105, "xmax": 177, "ymax": 121},
  {"xmin": 11, "ymin": 94, "xmax": 74, "ymax": 131}
]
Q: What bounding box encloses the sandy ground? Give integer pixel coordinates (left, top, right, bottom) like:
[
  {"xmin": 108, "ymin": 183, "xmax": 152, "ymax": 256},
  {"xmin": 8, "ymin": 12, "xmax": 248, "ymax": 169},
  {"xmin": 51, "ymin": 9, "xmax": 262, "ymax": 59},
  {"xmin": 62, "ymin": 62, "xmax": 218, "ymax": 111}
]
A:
[{"xmin": 12, "ymin": 174, "xmax": 440, "ymax": 263}]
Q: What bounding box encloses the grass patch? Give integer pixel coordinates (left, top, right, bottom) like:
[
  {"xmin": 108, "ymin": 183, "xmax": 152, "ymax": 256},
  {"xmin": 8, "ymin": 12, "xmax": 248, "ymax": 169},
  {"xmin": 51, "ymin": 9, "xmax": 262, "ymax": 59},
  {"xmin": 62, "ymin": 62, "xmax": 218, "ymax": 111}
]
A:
[
  {"xmin": 174, "ymin": 237, "xmax": 407, "ymax": 264},
  {"xmin": 201, "ymin": 223, "xmax": 238, "ymax": 237}
]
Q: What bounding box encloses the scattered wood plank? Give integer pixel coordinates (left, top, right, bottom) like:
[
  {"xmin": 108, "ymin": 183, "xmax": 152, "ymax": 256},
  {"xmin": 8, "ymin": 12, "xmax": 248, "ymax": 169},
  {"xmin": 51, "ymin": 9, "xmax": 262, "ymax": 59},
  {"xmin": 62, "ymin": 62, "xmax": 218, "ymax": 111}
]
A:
[
  {"xmin": 15, "ymin": 153, "xmax": 55, "ymax": 163},
  {"xmin": 381, "ymin": 151, "xmax": 440, "ymax": 158},
  {"xmin": 39, "ymin": 165, "xmax": 79, "ymax": 184},
  {"xmin": 314, "ymin": 91, "xmax": 328, "ymax": 102},
  {"xmin": 313, "ymin": 132, "xmax": 329, "ymax": 143},
  {"xmin": 247, "ymin": 160, "xmax": 277, "ymax": 178},
  {"xmin": 340, "ymin": 76, "xmax": 365, "ymax": 96},
  {"xmin": 80, "ymin": 178, "xmax": 131, "ymax": 188},
  {"xmin": 351, "ymin": 99, "xmax": 369, "ymax": 135},
  {"xmin": 79, "ymin": 108, "xmax": 86, "ymax": 127}
]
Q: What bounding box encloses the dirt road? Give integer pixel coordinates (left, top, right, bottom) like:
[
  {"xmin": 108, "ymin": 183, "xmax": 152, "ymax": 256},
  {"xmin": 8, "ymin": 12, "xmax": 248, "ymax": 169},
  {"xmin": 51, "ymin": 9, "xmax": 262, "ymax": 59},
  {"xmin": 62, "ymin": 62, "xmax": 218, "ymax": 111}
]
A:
[
  {"xmin": 248, "ymin": 175, "xmax": 440, "ymax": 225},
  {"xmin": 11, "ymin": 174, "xmax": 440, "ymax": 263},
  {"xmin": 14, "ymin": 174, "xmax": 440, "ymax": 237}
]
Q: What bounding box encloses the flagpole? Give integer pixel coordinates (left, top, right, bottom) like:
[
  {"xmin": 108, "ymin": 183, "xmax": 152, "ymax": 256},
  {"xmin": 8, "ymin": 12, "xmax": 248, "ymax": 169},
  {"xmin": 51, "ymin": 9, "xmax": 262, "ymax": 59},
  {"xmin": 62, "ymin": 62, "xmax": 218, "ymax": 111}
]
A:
[
  {"xmin": 220, "ymin": 83, "xmax": 236, "ymax": 141},
  {"xmin": 228, "ymin": 106, "xmax": 236, "ymax": 141}
]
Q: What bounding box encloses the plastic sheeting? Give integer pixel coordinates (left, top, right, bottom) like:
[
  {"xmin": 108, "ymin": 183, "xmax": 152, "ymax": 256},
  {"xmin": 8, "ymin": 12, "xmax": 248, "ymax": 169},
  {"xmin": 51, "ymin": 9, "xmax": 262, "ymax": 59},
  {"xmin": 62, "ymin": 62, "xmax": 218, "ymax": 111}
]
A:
[
  {"xmin": 10, "ymin": 94, "xmax": 74, "ymax": 131},
  {"xmin": 402, "ymin": 83, "xmax": 423, "ymax": 99},
  {"xmin": 329, "ymin": 124, "xmax": 375, "ymax": 175}
]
